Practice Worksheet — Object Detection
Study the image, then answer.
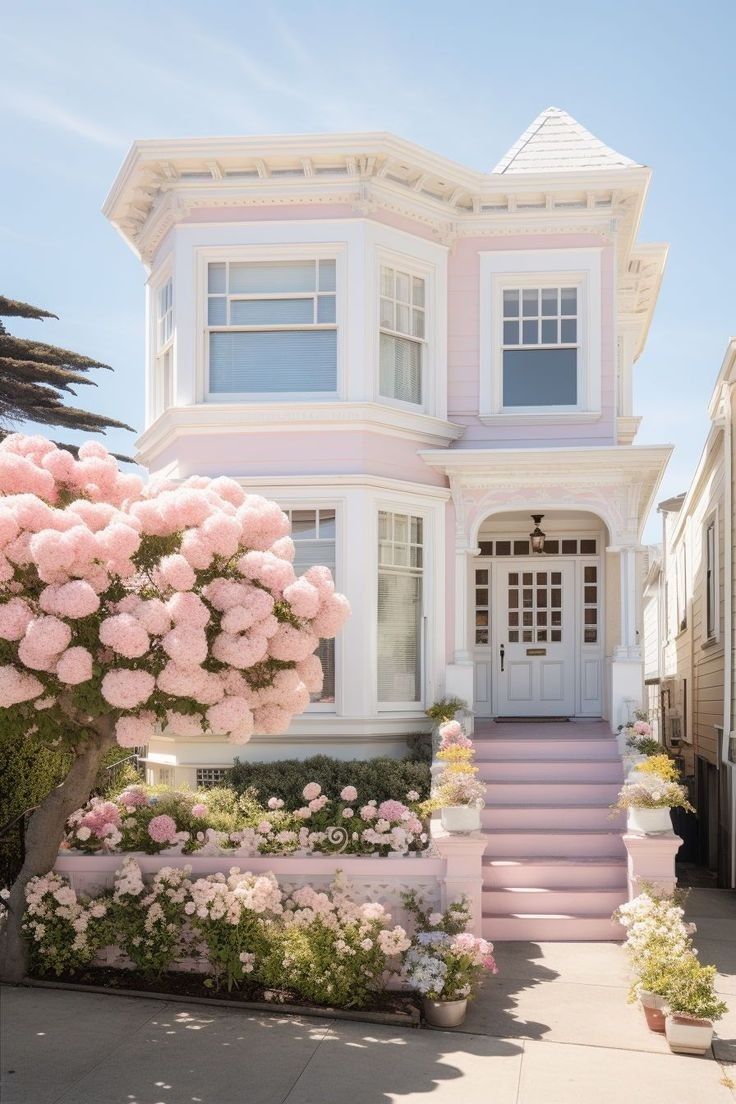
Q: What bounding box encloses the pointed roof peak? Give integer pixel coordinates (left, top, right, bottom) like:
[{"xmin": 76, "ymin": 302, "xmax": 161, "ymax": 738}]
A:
[{"xmin": 493, "ymin": 106, "xmax": 639, "ymax": 175}]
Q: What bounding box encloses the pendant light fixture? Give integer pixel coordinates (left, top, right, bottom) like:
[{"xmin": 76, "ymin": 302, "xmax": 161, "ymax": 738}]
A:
[{"xmin": 530, "ymin": 514, "xmax": 546, "ymax": 554}]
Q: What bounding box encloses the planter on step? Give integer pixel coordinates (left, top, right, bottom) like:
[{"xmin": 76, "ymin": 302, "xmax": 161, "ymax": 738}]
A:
[
  {"xmin": 639, "ymin": 989, "xmax": 666, "ymax": 1033},
  {"xmin": 440, "ymin": 806, "xmax": 481, "ymax": 833},
  {"xmin": 665, "ymin": 1013, "xmax": 714, "ymax": 1055},
  {"xmin": 626, "ymin": 806, "xmax": 672, "ymax": 835},
  {"xmin": 422, "ymin": 997, "xmax": 468, "ymax": 1028}
]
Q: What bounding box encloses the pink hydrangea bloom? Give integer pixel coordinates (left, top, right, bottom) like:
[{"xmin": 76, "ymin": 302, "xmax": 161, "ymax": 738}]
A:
[
  {"xmin": 191, "ymin": 803, "xmax": 208, "ymax": 818},
  {"xmin": 161, "ymin": 625, "xmax": 208, "ymax": 666},
  {"xmin": 24, "ymin": 615, "xmax": 71, "ymax": 657},
  {"xmin": 0, "ymin": 598, "xmax": 33, "ymax": 640},
  {"xmin": 633, "ymin": 720, "xmax": 652, "ymax": 736},
  {"xmin": 157, "ymin": 554, "xmax": 196, "ymax": 592},
  {"xmin": 167, "ymin": 591, "xmax": 210, "ymax": 629},
  {"xmin": 303, "ymin": 782, "xmax": 321, "ymax": 801},
  {"xmin": 101, "ymin": 669, "xmax": 155, "ymax": 709},
  {"xmin": 51, "ymin": 580, "xmax": 100, "ymax": 619},
  {"xmin": 56, "ymin": 647, "xmax": 93, "ymax": 685},
  {"xmin": 99, "ymin": 614, "xmax": 150, "ymax": 659},
  {"xmin": 340, "ymin": 786, "xmax": 358, "ymax": 802},
  {"xmin": 147, "ymin": 814, "xmax": 178, "ymax": 844},
  {"xmin": 115, "ymin": 712, "xmax": 155, "ymax": 747},
  {"xmin": 0, "ymin": 664, "xmax": 44, "ymax": 706},
  {"xmin": 205, "ymin": 696, "xmax": 253, "ymax": 736},
  {"xmin": 377, "ymin": 800, "xmax": 409, "ymax": 822}
]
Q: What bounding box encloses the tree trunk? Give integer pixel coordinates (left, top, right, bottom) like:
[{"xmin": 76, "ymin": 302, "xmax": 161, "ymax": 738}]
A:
[{"xmin": 0, "ymin": 718, "xmax": 115, "ymax": 983}]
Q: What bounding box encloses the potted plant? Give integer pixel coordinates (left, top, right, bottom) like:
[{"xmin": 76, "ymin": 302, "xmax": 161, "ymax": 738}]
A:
[
  {"xmin": 662, "ymin": 955, "xmax": 727, "ymax": 1054},
  {"xmin": 402, "ymin": 893, "xmax": 498, "ymax": 1028},
  {"xmin": 424, "ymin": 721, "xmax": 485, "ymax": 833},
  {"xmin": 426, "ymin": 697, "xmax": 468, "ymax": 754},
  {"xmin": 614, "ymin": 773, "xmax": 694, "ymax": 834}
]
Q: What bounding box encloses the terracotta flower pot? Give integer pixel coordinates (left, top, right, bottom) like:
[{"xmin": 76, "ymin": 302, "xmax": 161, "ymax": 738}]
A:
[
  {"xmin": 665, "ymin": 1013, "xmax": 714, "ymax": 1055},
  {"xmin": 626, "ymin": 806, "xmax": 673, "ymax": 835},
  {"xmin": 639, "ymin": 990, "xmax": 666, "ymax": 1033},
  {"xmin": 422, "ymin": 997, "xmax": 468, "ymax": 1028},
  {"xmin": 440, "ymin": 806, "xmax": 481, "ymax": 833}
]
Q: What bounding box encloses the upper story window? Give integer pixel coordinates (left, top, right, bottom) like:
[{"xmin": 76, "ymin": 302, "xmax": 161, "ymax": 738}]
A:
[
  {"xmin": 154, "ymin": 276, "xmax": 173, "ymax": 414},
  {"xmin": 502, "ymin": 286, "xmax": 578, "ymax": 407},
  {"xmin": 206, "ymin": 259, "xmax": 337, "ymax": 397},
  {"xmin": 379, "ymin": 265, "xmax": 425, "ymax": 406},
  {"xmin": 705, "ymin": 517, "xmax": 718, "ymax": 641},
  {"xmin": 284, "ymin": 506, "xmax": 337, "ymax": 707},
  {"xmin": 676, "ymin": 544, "xmax": 687, "ymax": 632}
]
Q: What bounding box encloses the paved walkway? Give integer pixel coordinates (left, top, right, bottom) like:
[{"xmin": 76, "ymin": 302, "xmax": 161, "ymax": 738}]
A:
[{"xmin": 2, "ymin": 888, "xmax": 734, "ymax": 1104}]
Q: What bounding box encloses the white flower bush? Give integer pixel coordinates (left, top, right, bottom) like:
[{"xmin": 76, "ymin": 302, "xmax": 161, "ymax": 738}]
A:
[
  {"xmin": 112, "ymin": 857, "xmax": 192, "ymax": 977},
  {"xmin": 22, "ymin": 871, "xmax": 111, "ymax": 975}
]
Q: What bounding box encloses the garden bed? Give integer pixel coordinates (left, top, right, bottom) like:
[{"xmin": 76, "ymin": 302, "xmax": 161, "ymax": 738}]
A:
[{"xmin": 21, "ymin": 972, "xmax": 421, "ymax": 1027}]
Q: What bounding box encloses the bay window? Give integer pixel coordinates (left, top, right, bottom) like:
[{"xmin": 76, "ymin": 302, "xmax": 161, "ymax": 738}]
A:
[
  {"xmin": 155, "ymin": 276, "xmax": 173, "ymax": 414},
  {"xmin": 206, "ymin": 259, "xmax": 337, "ymax": 396},
  {"xmin": 285, "ymin": 507, "xmax": 337, "ymax": 705},
  {"xmin": 377, "ymin": 510, "xmax": 424, "ymax": 704},
  {"xmin": 379, "ymin": 265, "xmax": 425, "ymax": 406}
]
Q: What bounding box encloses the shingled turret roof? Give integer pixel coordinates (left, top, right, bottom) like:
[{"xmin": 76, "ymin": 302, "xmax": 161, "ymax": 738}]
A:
[{"xmin": 493, "ymin": 106, "xmax": 639, "ymax": 174}]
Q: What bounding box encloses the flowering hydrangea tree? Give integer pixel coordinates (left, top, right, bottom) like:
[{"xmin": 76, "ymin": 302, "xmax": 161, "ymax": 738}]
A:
[{"xmin": 0, "ymin": 433, "xmax": 349, "ymax": 980}]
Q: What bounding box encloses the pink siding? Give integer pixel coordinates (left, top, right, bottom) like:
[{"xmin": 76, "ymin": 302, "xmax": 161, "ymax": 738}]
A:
[
  {"xmin": 149, "ymin": 429, "xmax": 446, "ymax": 485},
  {"xmin": 447, "ymin": 234, "xmax": 617, "ymax": 447}
]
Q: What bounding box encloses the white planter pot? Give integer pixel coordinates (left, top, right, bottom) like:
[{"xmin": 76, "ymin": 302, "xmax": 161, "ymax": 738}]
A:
[
  {"xmin": 441, "ymin": 806, "xmax": 481, "ymax": 833},
  {"xmin": 422, "ymin": 997, "xmax": 468, "ymax": 1028},
  {"xmin": 665, "ymin": 1013, "xmax": 714, "ymax": 1055},
  {"xmin": 626, "ymin": 806, "xmax": 673, "ymax": 835}
]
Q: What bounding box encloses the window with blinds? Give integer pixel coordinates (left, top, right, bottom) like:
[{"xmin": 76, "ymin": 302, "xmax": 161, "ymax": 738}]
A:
[
  {"xmin": 207, "ymin": 259, "xmax": 337, "ymax": 396},
  {"xmin": 284, "ymin": 507, "xmax": 337, "ymax": 705},
  {"xmin": 379, "ymin": 266, "xmax": 425, "ymax": 406},
  {"xmin": 377, "ymin": 511, "xmax": 423, "ymax": 704}
]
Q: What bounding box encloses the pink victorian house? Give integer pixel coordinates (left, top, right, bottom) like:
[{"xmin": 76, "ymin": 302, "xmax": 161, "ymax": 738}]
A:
[{"xmin": 103, "ymin": 109, "xmax": 672, "ymax": 936}]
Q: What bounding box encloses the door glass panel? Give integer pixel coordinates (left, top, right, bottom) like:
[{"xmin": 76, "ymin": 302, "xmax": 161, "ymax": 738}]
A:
[{"xmin": 508, "ymin": 568, "xmax": 564, "ymax": 644}]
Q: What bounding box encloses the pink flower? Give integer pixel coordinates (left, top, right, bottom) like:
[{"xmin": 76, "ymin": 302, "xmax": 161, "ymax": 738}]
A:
[
  {"xmin": 101, "ymin": 669, "xmax": 155, "ymax": 709},
  {"xmin": 56, "ymin": 647, "xmax": 93, "ymax": 685},
  {"xmin": 134, "ymin": 599, "xmax": 171, "ymax": 636},
  {"xmin": 267, "ymin": 797, "xmax": 284, "ymax": 810},
  {"xmin": 165, "ymin": 710, "xmax": 203, "ymax": 737},
  {"xmin": 205, "ymin": 696, "xmax": 253, "ymax": 736},
  {"xmin": 0, "ymin": 597, "xmax": 33, "ymax": 640},
  {"xmin": 360, "ymin": 804, "xmax": 378, "ymax": 821},
  {"xmin": 115, "ymin": 713, "xmax": 155, "ymax": 747},
  {"xmin": 342, "ymin": 808, "xmax": 354, "ymax": 819},
  {"xmin": 162, "ymin": 625, "xmax": 208, "ymax": 666},
  {"xmin": 0, "ymin": 664, "xmax": 44, "ymax": 706},
  {"xmin": 340, "ymin": 786, "xmax": 358, "ymax": 802},
  {"xmin": 167, "ymin": 592, "xmax": 210, "ymax": 629},
  {"xmin": 309, "ymin": 592, "xmax": 350, "ymax": 638},
  {"xmin": 633, "ymin": 720, "xmax": 652, "ymax": 736},
  {"xmin": 23, "ymin": 616, "xmax": 71, "ymax": 658},
  {"xmin": 147, "ymin": 814, "xmax": 178, "ymax": 844},
  {"xmin": 268, "ymin": 624, "xmax": 319, "ymax": 662},
  {"xmin": 283, "ymin": 578, "xmax": 320, "ymax": 619},
  {"xmin": 51, "ymin": 580, "xmax": 100, "ymax": 619},
  {"xmin": 191, "ymin": 804, "xmax": 208, "ymax": 818},
  {"xmin": 99, "ymin": 614, "xmax": 150, "ymax": 659},
  {"xmin": 377, "ymin": 800, "xmax": 408, "ymax": 822},
  {"xmin": 303, "ymin": 782, "xmax": 321, "ymax": 801},
  {"xmin": 157, "ymin": 553, "xmax": 196, "ymax": 592}
]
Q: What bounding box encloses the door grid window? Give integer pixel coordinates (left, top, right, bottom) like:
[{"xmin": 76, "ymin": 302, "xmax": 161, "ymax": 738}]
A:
[{"xmin": 507, "ymin": 569, "xmax": 562, "ymax": 644}]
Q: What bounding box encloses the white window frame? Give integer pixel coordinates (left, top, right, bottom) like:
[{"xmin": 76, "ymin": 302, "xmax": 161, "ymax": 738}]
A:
[
  {"xmin": 479, "ymin": 248, "xmax": 602, "ymax": 422},
  {"xmin": 197, "ymin": 243, "xmax": 347, "ymax": 402},
  {"xmin": 704, "ymin": 511, "xmax": 719, "ymax": 643},
  {"xmin": 281, "ymin": 503, "xmax": 340, "ymax": 713},
  {"xmin": 376, "ymin": 506, "xmax": 427, "ymax": 711},
  {"xmin": 148, "ymin": 262, "xmax": 174, "ymax": 420},
  {"xmin": 675, "ymin": 542, "xmax": 687, "ymax": 633},
  {"xmin": 376, "ymin": 249, "xmax": 432, "ymax": 412}
]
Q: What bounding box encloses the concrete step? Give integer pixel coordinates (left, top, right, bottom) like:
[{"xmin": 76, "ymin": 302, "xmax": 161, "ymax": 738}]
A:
[
  {"xmin": 474, "ymin": 737, "xmax": 620, "ymax": 761},
  {"xmin": 482, "ymin": 780, "xmax": 622, "ymax": 804},
  {"xmin": 483, "ymin": 913, "xmax": 625, "ymax": 942},
  {"xmin": 483, "ymin": 857, "xmax": 628, "ymax": 890},
  {"xmin": 482, "ymin": 829, "xmax": 627, "ymax": 859},
  {"xmin": 482, "ymin": 886, "xmax": 626, "ymax": 916},
  {"xmin": 482, "ymin": 805, "xmax": 625, "ymax": 831},
  {"xmin": 478, "ymin": 758, "xmax": 624, "ymax": 783}
]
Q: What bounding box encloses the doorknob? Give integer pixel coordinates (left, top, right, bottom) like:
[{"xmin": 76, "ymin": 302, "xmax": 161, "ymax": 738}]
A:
[{"xmin": 500, "ymin": 643, "xmax": 505, "ymax": 672}]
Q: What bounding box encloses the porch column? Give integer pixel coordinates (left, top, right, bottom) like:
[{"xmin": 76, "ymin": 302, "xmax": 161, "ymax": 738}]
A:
[
  {"xmin": 445, "ymin": 540, "xmax": 476, "ymax": 722},
  {"xmin": 609, "ymin": 544, "xmax": 645, "ymax": 733}
]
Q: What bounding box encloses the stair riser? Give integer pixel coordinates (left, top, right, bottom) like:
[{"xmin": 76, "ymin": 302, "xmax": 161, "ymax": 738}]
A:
[
  {"xmin": 484, "ymin": 861, "xmax": 627, "ymax": 890},
  {"xmin": 483, "ymin": 917, "xmax": 625, "ymax": 941},
  {"xmin": 482, "ymin": 889, "xmax": 626, "ymax": 915},
  {"xmin": 479, "ymin": 760, "xmax": 624, "ymax": 783},
  {"xmin": 482, "ymin": 807, "xmax": 624, "ymax": 831},
  {"xmin": 475, "ymin": 739, "xmax": 620, "ymax": 760},
  {"xmin": 484, "ymin": 833, "xmax": 627, "ymax": 859},
  {"xmin": 482, "ymin": 781, "xmax": 622, "ymax": 803}
]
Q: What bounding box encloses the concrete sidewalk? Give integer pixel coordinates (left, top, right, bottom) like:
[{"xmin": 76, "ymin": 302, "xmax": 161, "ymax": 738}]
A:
[{"xmin": 1, "ymin": 888, "xmax": 734, "ymax": 1104}]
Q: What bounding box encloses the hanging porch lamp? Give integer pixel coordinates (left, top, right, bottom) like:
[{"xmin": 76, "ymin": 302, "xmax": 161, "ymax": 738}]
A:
[{"xmin": 530, "ymin": 514, "xmax": 546, "ymax": 554}]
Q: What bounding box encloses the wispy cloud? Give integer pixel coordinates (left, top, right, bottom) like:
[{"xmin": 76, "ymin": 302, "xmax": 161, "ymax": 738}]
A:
[{"xmin": 1, "ymin": 88, "xmax": 126, "ymax": 150}]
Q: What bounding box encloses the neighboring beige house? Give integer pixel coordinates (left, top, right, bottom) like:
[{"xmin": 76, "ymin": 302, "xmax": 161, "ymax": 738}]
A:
[{"xmin": 649, "ymin": 339, "xmax": 736, "ymax": 887}]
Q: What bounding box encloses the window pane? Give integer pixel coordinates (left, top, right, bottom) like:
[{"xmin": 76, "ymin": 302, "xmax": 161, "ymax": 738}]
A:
[
  {"xmin": 503, "ymin": 320, "xmax": 519, "ymax": 345},
  {"xmin": 411, "ymin": 516, "xmax": 423, "ymax": 544},
  {"xmin": 395, "ymin": 272, "xmax": 411, "ymax": 303},
  {"xmin": 317, "ymin": 510, "xmax": 336, "ymax": 538},
  {"xmin": 584, "ymin": 586, "xmax": 597, "ymax": 603},
  {"xmin": 208, "ymin": 296, "xmax": 227, "ymax": 325},
  {"xmin": 522, "ymin": 289, "xmax": 538, "ymax": 317},
  {"xmin": 503, "ymin": 289, "xmax": 519, "ymax": 318},
  {"xmin": 479, "ymin": 541, "xmax": 493, "ymax": 556},
  {"xmin": 561, "ymin": 540, "xmax": 577, "ymax": 554},
  {"xmin": 318, "ymin": 259, "xmax": 336, "ymax": 292},
  {"xmin": 503, "ymin": 348, "xmax": 577, "ymax": 407},
  {"xmin": 381, "ymin": 267, "xmax": 394, "ymax": 298},
  {"xmin": 476, "ymin": 570, "xmax": 488, "ymax": 584},
  {"xmin": 377, "ymin": 571, "xmax": 422, "ymax": 702},
  {"xmin": 496, "ymin": 540, "xmax": 511, "ymax": 556},
  {"xmin": 541, "ymin": 288, "xmax": 558, "ymax": 316},
  {"xmin": 229, "ymin": 261, "xmax": 316, "ymax": 294},
  {"xmin": 412, "ymin": 309, "xmax": 425, "ymax": 338},
  {"xmin": 208, "ymin": 263, "xmax": 226, "ymax": 294},
  {"xmin": 561, "ymin": 287, "xmax": 577, "ymax": 315},
  {"xmin": 541, "ymin": 319, "xmax": 558, "ymax": 344},
  {"xmin": 230, "ymin": 298, "xmax": 314, "ymax": 325},
  {"xmin": 584, "ymin": 566, "xmax": 597, "ymax": 583},
  {"xmin": 209, "ymin": 330, "xmax": 336, "ymax": 393},
  {"xmin": 291, "ymin": 510, "xmax": 318, "ymax": 539},
  {"xmin": 476, "ymin": 588, "xmax": 488, "ymax": 605},
  {"xmin": 580, "ymin": 539, "xmax": 597, "ymax": 554},
  {"xmin": 513, "ymin": 540, "xmax": 529, "ymax": 555},
  {"xmin": 380, "ymin": 333, "xmax": 422, "ymax": 405},
  {"xmin": 317, "ymin": 295, "xmax": 336, "ymax": 323},
  {"xmin": 412, "ymin": 278, "xmax": 425, "ymax": 307},
  {"xmin": 522, "ymin": 320, "xmax": 538, "ymax": 345},
  {"xmin": 560, "ymin": 319, "xmax": 577, "ymax": 343},
  {"xmin": 380, "ymin": 298, "xmax": 394, "ymax": 329},
  {"xmin": 395, "ymin": 303, "xmax": 410, "ymax": 334}
]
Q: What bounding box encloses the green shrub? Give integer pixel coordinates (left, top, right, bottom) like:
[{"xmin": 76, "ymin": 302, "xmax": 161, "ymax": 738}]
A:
[{"xmin": 227, "ymin": 754, "xmax": 430, "ymax": 810}]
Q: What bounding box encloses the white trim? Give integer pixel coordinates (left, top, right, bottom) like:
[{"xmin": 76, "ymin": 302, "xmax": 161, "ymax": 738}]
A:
[
  {"xmin": 703, "ymin": 507, "xmax": 720, "ymax": 644},
  {"xmin": 479, "ymin": 248, "xmax": 602, "ymax": 419}
]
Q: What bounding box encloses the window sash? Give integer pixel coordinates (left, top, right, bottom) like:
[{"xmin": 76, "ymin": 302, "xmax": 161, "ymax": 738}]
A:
[
  {"xmin": 284, "ymin": 507, "xmax": 337, "ymax": 705},
  {"xmin": 377, "ymin": 511, "xmax": 424, "ymax": 704},
  {"xmin": 705, "ymin": 521, "xmax": 717, "ymax": 639},
  {"xmin": 379, "ymin": 264, "xmax": 425, "ymax": 406},
  {"xmin": 500, "ymin": 283, "xmax": 580, "ymax": 410}
]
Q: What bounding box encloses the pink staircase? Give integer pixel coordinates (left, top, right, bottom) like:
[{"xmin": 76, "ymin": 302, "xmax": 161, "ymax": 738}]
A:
[{"xmin": 476, "ymin": 720, "xmax": 627, "ymax": 941}]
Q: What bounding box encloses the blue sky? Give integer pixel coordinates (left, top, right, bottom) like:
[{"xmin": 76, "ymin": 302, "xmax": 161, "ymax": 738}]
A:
[{"xmin": 2, "ymin": 1, "xmax": 734, "ymax": 541}]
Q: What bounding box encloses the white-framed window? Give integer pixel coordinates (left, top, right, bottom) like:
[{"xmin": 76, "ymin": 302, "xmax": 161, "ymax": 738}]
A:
[
  {"xmin": 196, "ymin": 767, "xmax": 229, "ymax": 788},
  {"xmin": 377, "ymin": 510, "xmax": 424, "ymax": 705},
  {"xmin": 379, "ymin": 265, "xmax": 425, "ymax": 406},
  {"xmin": 704, "ymin": 515, "xmax": 718, "ymax": 641},
  {"xmin": 154, "ymin": 275, "xmax": 174, "ymax": 414},
  {"xmin": 479, "ymin": 249, "xmax": 601, "ymax": 420},
  {"xmin": 284, "ymin": 506, "xmax": 337, "ymax": 707},
  {"xmin": 501, "ymin": 286, "xmax": 579, "ymax": 407},
  {"xmin": 205, "ymin": 258, "xmax": 337, "ymax": 397},
  {"xmin": 676, "ymin": 543, "xmax": 687, "ymax": 632}
]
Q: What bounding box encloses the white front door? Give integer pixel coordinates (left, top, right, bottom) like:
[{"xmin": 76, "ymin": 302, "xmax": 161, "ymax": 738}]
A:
[{"xmin": 493, "ymin": 561, "xmax": 575, "ymax": 716}]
